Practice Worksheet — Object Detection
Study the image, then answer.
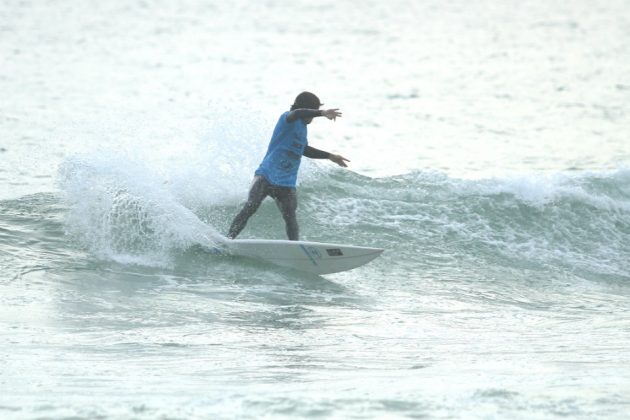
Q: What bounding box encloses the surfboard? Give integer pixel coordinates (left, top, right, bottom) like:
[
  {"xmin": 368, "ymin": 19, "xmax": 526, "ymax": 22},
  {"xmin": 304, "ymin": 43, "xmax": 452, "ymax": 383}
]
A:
[{"xmin": 209, "ymin": 239, "xmax": 384, "ymax": 275}]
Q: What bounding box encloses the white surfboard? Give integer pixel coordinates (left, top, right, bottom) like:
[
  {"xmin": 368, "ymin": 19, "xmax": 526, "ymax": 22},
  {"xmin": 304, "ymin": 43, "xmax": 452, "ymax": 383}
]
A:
[{"xmin": 210, "ymin": 239, "xmax": 383, "ymax": 275}]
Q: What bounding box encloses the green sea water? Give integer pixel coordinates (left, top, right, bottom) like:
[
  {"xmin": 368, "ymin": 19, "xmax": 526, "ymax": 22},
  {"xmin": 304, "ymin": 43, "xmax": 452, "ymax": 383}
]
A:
[
  {"xmin": 2, "ymin": 0, "xmax": 630, "ymax": 418},
  {"xmin": 3, "ymin": 167, "xmax": 630, "ymax": 418}
]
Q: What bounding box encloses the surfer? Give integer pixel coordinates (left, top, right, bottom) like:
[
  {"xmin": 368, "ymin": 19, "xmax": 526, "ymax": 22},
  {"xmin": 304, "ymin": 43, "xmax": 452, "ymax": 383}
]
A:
[{"xmin": 227, "ymin": 91, "xmax": 348, "ymax": 241}]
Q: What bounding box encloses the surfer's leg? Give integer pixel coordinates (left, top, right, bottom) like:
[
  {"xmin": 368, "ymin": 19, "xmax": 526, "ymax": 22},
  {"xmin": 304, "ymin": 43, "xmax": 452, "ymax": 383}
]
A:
[
  {"xmin": 227, "ymin": 176, "xmax": 269, "ymax": 239},
  {"xmin": 274, "ymin": 188, "xmax": 299, "ymax": 241}
]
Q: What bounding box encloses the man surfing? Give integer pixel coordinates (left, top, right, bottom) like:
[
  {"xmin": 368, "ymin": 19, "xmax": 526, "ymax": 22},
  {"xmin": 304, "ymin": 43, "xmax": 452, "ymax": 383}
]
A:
[{"xmin": 227, "ymin": 91, "xmax": 348, "ymax": 241}]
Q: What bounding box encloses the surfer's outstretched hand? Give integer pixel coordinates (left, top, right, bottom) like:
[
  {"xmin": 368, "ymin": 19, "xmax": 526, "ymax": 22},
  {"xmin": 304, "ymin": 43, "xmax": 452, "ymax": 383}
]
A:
[
  {"xmin": 329, "ymin": 154, "xmax": 350, "ymax": 167},
  {"xmin": 322, "ymin": 109, "xmax": 342, "ymax": 121}
]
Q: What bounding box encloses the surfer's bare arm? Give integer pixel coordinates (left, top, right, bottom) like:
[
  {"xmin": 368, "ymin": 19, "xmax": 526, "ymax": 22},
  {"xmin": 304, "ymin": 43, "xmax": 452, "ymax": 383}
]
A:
[
  {"xmin": 286, "ymin": 108, "xmax": 343, "ymax": 123},
  {"xmin": 303, "ymin": 145, "xmax": 330, "ymax": 159},
  {"xmin": 303, "ymin": 146, "xmax": 350, "ymax": 167}
]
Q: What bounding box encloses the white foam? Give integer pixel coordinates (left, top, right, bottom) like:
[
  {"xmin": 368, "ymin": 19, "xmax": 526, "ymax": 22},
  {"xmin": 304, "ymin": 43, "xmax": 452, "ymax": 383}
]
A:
[
  {"xmin": 460, "ymin": 168, "xmax": 630, "ymax": 211},
  {"xmin": 56, "ymin": 109, "xmax": 277, "ymax": 267}
]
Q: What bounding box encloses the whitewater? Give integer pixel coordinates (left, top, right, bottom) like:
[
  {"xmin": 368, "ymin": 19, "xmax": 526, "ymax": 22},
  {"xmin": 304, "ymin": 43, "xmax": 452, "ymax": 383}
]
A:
[{"xmin": 2, "ymin": 0, "xmax": 630, "ymax": 418}]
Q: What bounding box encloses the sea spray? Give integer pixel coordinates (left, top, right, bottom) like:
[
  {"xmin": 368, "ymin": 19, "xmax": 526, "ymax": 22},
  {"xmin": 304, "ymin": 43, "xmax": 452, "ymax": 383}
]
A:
[
  {"xmin": 55, "ymin": 107, "xmax": 286, "ymax": 267},
  {"xmin": 58, "ymin": 152, "xmax": 223, "ymax": 267}
]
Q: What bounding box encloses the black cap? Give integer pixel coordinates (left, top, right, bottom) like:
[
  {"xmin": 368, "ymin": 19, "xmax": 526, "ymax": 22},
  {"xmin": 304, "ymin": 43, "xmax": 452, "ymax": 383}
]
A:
[{"xmin": 291, "ymin": 91, "xmax": 323, "ymax": 110}]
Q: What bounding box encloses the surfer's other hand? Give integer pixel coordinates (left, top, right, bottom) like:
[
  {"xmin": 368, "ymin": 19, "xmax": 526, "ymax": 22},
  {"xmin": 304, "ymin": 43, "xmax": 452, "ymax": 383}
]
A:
[{"xmin": 329, "ymin": 154, "xmax": 350, "ymax": 167}]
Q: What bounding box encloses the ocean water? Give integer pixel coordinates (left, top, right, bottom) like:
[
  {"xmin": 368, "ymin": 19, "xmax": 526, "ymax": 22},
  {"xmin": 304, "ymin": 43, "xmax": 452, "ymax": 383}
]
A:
[{"xmin": 2, "ymin": 0, "xmax": 630, "ymax": 418}]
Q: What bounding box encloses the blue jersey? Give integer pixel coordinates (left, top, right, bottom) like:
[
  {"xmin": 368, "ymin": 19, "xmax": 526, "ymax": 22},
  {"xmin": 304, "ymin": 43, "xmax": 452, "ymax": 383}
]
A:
[{"xmin": 255, "ymin": 111, "xmax": 308, "ymax": 188}]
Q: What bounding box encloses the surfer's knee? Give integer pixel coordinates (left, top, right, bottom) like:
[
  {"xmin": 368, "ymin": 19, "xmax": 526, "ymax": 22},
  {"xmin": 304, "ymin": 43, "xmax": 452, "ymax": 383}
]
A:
[{"xmin": 242, "ymin": 200, "xmax": 261, "ymax": 215}]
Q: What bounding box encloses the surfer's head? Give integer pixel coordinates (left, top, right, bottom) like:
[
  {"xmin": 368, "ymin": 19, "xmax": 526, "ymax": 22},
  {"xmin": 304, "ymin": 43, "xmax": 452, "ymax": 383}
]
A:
[
  {"xmin": 291, "ymin": 91, "xmax": 322, "ymax": 111},
  {"xmin": 291, "ymin": 92, "xmax": 322, "ymax": 124}
]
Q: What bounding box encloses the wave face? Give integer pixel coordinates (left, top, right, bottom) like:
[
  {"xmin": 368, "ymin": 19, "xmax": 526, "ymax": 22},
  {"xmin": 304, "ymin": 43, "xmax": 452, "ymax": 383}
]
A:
[
  {"xmin": 49, "ymin": 149, "xmax": 630, "ymax": 285},
  {"xmin": 300, "ymin": 168, "xmax": 630, "ymax": 284}
]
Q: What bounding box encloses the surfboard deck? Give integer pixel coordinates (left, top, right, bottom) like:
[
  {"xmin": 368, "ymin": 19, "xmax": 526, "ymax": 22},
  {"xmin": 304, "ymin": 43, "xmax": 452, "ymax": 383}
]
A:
[{"xmin": 209, "ymin": 239, "xmax": 383, "ymax": 275}]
